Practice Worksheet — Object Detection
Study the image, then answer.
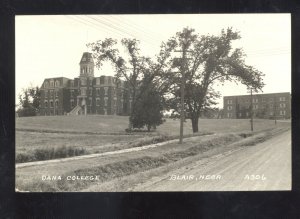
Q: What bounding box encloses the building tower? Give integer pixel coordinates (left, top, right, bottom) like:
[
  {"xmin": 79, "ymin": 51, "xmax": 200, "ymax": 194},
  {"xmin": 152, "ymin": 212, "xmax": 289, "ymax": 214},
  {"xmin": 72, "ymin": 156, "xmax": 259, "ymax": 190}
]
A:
[
  {"xmin": 79, "ymin": 52, "xmax": 94, "ymax": 77},
  {"xmin": 77, "ymin": 52, "xmax": 95, "ymax": 115}
]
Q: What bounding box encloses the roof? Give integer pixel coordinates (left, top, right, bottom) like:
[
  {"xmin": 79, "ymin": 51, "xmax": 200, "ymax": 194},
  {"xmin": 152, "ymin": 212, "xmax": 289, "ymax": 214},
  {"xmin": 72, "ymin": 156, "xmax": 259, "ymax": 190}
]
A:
[
  {"xmin": 223, "ymin": 92, "xmax": 290, "ymax": 98},
  {"xmin": 79, "ymin": 52, "xmax": 94, "ymax": 65}
]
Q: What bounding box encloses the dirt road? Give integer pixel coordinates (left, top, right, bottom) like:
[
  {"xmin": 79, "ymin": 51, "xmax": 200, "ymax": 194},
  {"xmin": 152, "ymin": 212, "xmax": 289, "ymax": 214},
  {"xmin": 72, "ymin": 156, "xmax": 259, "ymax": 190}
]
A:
[{"xmin": 132, "ymin": 130, "xmax": 291, "ymax": 191}]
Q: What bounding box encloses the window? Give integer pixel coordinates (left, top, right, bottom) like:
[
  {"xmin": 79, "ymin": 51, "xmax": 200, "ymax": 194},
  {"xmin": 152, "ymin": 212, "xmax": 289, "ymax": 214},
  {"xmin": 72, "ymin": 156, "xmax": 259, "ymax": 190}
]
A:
[
  {"xmin": 70, "ymin": 100, "xmax": 74, "ymax": 108},
  {"xmin": 55, "ymin": 90, "xmax": 58, "ymax": 97},
  {"xmin": 89, "ymin": 89, "xmax": 92, "ymax": 96},
  {"xmin": 279, "ymin": 97, "xmax": 286, "ymax": 101},
  {"xmin": 105, "ymin": 77, "xmax": 108, "ymax": 84},
  {"xmin": 227, "ymin": 106, "xmax": 232, "ymax": 110},
  {"xmin": 81, "ymin": 78, "xmax": 87, "ymax": 86},
  {"xmin": 104, "ymin": 87, "xmax": 108, "ymax": 95},
  {"xmin": 253, "ymin": 105, "xmax": 258, "ymax": 109},
  {"xmin": 44, "ymin": 90, "xmax": 48, "ymax": 98},
  {"xmin": 97, "ymin": 88, "xmax": 100, "ymax": 96},
  {"xmin": 227, "ymin": 113, "xmax": 232, "ymax": 118},
  {"xmin": 239, "ymin": 113, "xmax": 242, "ymax": 117},
  {"xmin": 96, "ymin": 98, "xmax": 100, "ymax": 106},
  {"xmin": 50, "ymin": 90, "xmax": 54, "ymax": 98},
  {"xmin": 262, "ymin": 98, "xmax": 266, "ymax": 102},
  {"xmin": 81, "ymin": 88, "xmax": 86, "ymax": 96},
  {"xmin": 280, "ymin": 110, "xmax": 286, "ymax": 115},
  {"xmin": 252, "ymin": 98, "xmax": 258, "ymax": 103},
  {"xmin": 89, "ymin": 80, "xmax": 93, "ymax": 86},
  {"xmin": 270, "ymin": 104, "xmax": 274, "ymax": 108},
  {"xmin": 50, "ymin": 81, "xmax": 54, "ymax": 87},
  {"xmin": 270, "ymin": 111, "xmax": 274, "ymax": 116},
  {"xmin": 96, "ymin": 78, "xmax": 100, "ymax": 85},
  {"xmin": 89, "ymin": 98, "xmax": 92, "ymax": 106},
  {"xmin": 55, "ymin": 81, "xmax": 60, "ymax": 87},
  {"xmin": 44, "ymin": 82, "xmax": 49, "ymax": 88},
  {"xmin": 246, "ymin": 112, "xmax": 249, "ymax": 116},
  {"xmin": 44, "ymin": 101, "xmax": 48, "ymax": 108},
  {"xmin": 269, "ymin": 98, "xmax": 274, "ymax": 102},
  {"xmin": 104, "ymin": 97, "xmax": 108, "ymax": 106},
  {"xmin": 50, "ymin": 101, "xmax": 53, "ymax": 108},
  {"xmin": 227, "ymin": 99, "xmax": 232, "ymax": 104},
  {"xmin": 55, "ymin": 100, "xmax": 59, "ymax": 107},
  {"xmin": 70, "ymin": 90, "xmax": 74, "ymax": 97},
  {"xmin": 280, "ymin": 103, "xmax": 286, "ymax": 108}
]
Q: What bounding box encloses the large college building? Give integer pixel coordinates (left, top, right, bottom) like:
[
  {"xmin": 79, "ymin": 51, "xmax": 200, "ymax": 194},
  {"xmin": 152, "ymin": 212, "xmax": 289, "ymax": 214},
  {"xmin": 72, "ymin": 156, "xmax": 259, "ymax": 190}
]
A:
[
  {"xmin": 223, "ymin": 92, "xmax": 291, "ymax": 119},
  {"xmin": 39, "ymin": 52, "xmax": 132, "ymax": 116}
]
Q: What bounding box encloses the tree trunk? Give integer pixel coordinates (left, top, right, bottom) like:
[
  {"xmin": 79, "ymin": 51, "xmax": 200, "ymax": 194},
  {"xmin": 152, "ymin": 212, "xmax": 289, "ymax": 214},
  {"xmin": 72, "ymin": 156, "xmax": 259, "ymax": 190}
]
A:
[
  {"xmin": 147, "ymin": 124, "xmax": 151, "ymax": 132},
  {"xmin": 191, "ymin": 116, "xmax": 199, "ymax": 133}
]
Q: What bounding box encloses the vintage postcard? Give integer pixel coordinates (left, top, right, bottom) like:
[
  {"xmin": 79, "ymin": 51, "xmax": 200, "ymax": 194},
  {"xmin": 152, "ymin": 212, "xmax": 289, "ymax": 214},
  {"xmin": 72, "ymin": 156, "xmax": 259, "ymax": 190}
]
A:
[{"xmin": 15, "ymin": 14, "xmax": 291, "ymax": 192}]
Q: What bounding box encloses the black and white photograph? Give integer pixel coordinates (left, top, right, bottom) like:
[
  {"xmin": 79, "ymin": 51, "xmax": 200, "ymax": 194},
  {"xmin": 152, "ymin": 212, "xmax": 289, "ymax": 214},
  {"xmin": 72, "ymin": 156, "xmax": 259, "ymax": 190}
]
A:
[{"xmin": 15, "ymin": 14, "xmax": 291, "ymax": 192}]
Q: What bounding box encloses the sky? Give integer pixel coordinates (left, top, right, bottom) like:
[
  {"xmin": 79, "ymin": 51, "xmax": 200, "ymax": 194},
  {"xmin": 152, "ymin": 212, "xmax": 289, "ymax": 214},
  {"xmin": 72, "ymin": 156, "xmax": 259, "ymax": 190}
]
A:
[{"xmin": 15, "ymin": 14, "xmax": 291, "ymax": 107}]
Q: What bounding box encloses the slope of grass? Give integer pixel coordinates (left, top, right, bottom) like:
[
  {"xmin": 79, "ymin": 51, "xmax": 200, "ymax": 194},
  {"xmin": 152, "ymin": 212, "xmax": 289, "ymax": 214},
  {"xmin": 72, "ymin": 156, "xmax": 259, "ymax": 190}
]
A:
[
  {"xmin": 16, "ymin": 128, "xmax": 289, "ymax": 192},
  {"xmin": 16, "ymin": 115, "xmax": 290, "ymax": 135}
]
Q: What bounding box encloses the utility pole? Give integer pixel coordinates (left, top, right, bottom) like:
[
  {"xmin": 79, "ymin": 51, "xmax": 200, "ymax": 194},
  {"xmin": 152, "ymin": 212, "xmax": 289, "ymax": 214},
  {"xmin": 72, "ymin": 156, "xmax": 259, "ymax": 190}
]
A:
[
  {"xmin": 250, "ymin": 87, "xmax": 253, "ymax": 131},
  {"xmin": 274, "ymin": 95, "xmax": 277, "ymax": 125},
  {"xmin": 179, "ymin": 47, "xmax": 187, "ymax": 144},
  {"xmin": 173, "ymin": 38, "xmax": 192, "ymax": 144}
]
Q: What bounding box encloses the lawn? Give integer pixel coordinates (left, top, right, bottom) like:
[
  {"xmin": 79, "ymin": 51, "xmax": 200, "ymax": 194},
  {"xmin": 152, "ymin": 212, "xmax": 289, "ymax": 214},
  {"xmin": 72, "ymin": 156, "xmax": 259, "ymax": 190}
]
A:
[
  {"xmin": 16, "ymin": 115, "xmax": 290, "ymax": 135},
  {"xmin": 15, "ymin": 127, "xmax": 290, "ymax": 192},
  {"xmin": 15, "ymin": 115, "xmax": 290, "ymax": 163}
]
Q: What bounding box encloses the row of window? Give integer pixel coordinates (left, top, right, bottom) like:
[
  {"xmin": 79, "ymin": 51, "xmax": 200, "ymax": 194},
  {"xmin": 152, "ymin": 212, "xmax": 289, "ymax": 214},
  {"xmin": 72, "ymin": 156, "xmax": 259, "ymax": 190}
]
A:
[
  {"xmin": 227, "ymin": 110, "xmax": 286, "ymax": 118},
  {"xmin": 80, "ymin": 66, "xmax": 93, "ymax": 75},
  {"xmin": 44, "ymin": 90, "xmax": 59, "ymax": 98},
  {"xmin": 70, "ymin": 87, "xmax": 120, "ymax": 97},
  {"xmin": 44, "ymin": 81, "xmax": 60, "ymax": 88},
  {"xmin": 70, "ymin": 99, "xmax": 127, "ymax": 108},
  {"xmin": 227, "ymin": 103, "xmax": 286, "ymax": 110},
  {"xmin": 227, "ymin": 96, "xmax": 287, "ymax": 105},
  {"xmin": 44, "ymin": 100, "xmax": 59, "ymax": 108}
]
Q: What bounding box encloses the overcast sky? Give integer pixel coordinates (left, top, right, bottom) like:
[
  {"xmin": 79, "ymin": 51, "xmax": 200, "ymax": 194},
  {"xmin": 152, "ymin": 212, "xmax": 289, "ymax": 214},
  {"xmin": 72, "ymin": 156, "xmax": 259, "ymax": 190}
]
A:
[{"xmin": 15, "ymin": 14, "xmax": 291, "ymax": 107}]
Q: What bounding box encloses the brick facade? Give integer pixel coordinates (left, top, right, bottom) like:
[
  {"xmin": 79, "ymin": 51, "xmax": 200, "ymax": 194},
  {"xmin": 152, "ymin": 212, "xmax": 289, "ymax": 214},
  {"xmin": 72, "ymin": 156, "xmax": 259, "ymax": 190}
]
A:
[
  {"xmin": 39, "ymin": 52, "xmax": 131, "ymax": 116},
  {"xmin": 223, "ymin": 92, "xmax": 291, "ymax": 119}
]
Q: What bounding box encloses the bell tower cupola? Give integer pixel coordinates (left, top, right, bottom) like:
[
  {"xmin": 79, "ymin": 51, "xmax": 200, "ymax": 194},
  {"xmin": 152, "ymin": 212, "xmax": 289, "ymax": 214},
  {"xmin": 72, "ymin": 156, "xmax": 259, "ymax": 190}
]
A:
[{"xmin": 79, "ymin": 52, "xmax": 94, "ymax": 77}]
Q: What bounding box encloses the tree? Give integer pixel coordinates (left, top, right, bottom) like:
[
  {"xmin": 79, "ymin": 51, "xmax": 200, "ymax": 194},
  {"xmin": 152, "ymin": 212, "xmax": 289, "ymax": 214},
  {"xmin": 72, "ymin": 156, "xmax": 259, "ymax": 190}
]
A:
[
  {"xmin": 131, "ymin": 75, "xmax": 164, "ymax": 131},
  {"xmin": 17, "ymin": 86, "xmax": 41, "ymax": 117},
  {"xmin": 88, "ymin": 38, "xmax": 174, "ymax": 130},
  {"xmin": 161, "ymin": 27, "xmax": 265, "ymax": 132}
]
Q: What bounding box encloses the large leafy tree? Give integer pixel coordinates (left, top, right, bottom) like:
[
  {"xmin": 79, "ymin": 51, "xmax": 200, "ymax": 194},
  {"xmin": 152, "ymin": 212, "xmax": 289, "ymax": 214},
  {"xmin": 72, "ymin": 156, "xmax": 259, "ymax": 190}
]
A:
[
  {"xmin": 131, "ymin": 74, "xmax": 164, "ymax": 131},
  {"xmin": 162, "ymin": 27, "xmax": 265, "ymax": 133},
  {"xmin": 88, "ymin": 38, "xmax": 174, "ymax": 130},
  {"xmin": 17, "ymin": 86, "xmax": 41, "ymax": 117}
]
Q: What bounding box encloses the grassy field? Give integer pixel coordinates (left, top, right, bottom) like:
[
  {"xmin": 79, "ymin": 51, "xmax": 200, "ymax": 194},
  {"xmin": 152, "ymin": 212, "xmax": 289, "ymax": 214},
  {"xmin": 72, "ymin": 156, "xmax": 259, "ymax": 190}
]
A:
[
  {"xmin": 16, "ymin": 115, "xmax": 290, "ymax": 134},
  {"xmin": 16, "ymin": 127, "xmax": 290, "ymax": 192},
  {"xmin": 15, "ymin": 115, "xmax": 290, "ymax": 163}
]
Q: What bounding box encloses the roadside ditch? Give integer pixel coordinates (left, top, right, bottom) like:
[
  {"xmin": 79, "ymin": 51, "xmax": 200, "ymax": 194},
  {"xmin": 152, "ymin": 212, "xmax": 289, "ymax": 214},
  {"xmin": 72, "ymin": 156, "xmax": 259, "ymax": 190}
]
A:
[{"xmin": 16, "ymin": 127, "xmax": 289, "ymax": 192}]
